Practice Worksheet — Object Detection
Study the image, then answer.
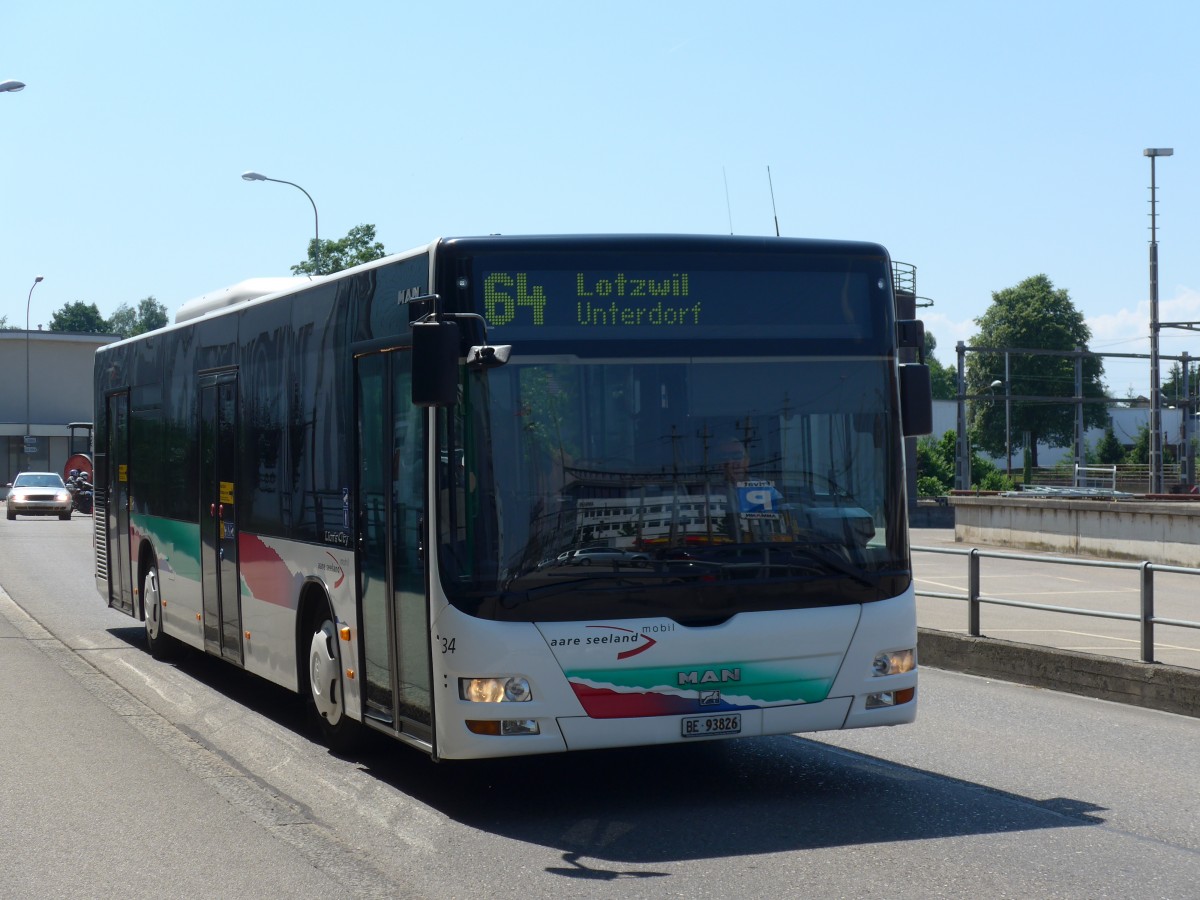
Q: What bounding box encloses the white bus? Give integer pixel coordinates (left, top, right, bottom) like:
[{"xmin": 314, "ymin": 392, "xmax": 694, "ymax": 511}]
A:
[{"xmin": 94, "ymin": 234, "xmax": 932, "ymax": 759}]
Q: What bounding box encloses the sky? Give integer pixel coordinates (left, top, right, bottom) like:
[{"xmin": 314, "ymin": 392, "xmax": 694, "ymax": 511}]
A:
[{"xmin": 3, "ymin": 1, "xmax": 1200, "ymax": 399}]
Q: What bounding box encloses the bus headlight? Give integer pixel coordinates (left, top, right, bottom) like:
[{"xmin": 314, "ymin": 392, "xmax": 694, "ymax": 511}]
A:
[
  {"xmin": 459, "ymin": 676, "xmax": 533, "ymax": 703},
  {"xmin": 872, "ymin": 649, "xmax": 915, "ymax": 677}
]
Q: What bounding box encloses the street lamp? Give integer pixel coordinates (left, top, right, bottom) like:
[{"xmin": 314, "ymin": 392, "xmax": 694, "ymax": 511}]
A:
[
  {"xmin": 25, "ymin": 275, "xmax": 44, "ymax": 438},
  {"xmin": 1145, "ymin": 147, "xmax": 1173, "ymax": 494},
  {"xmin": 1, "ymin": 80, "xmax": 26, "ymax": 93},
  {"xmin": 989, "ymin": 378, "xmax": 1013, "ymax": 477},
  {"xmin": 241, "ymin": 171, "xmax": 320, "ymax": 274}
]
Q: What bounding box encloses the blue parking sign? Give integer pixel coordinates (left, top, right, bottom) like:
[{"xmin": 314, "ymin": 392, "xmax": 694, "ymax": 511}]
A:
[{"xmin": 736, "ymin": 481, "xmax": 782, "ymax": 518}]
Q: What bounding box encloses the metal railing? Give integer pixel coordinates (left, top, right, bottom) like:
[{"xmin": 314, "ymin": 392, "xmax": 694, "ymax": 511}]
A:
[
  {"xmin": 1074, "ymin": 464, "xmax": 1116, "ymax": 490},
  {"xmin": 1025, "ymin": 463, "xmax": 1184, "ymax": 494},
  {"xmin": 912, "ymin": 544, "xmax": 1200, "ymax": 665}
]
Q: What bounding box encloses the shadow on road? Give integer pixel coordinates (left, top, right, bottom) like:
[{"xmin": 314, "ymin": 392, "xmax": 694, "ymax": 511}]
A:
[{"xmin": 107, "ymin": 625, "xmax": 1105, "ymax": 876}]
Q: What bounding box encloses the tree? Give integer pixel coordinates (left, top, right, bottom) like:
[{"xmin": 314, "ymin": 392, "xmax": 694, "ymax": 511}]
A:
[
  {"xmin": 917, "ymin": 429, "xmax": 1014, "ymax": 495},
  {"xmin": 108, "ymin": 296, "xmax": 169, "ymax": 338},
  {"xmin": 924, "ymin": 332, "xmax": 957, "ymax": 401},
  {"xmin": 967, "ymin": 275, "xmax": 1108, "ymax": 467},
  {"xmin": 291, "ymin": 223, "xmax": 387, "ymax": 276},
  {"xmin": 1160, "ymin": 362, "xmax": 1199, "ymax": 406},
  {"xmin": 49, "ymin": 301, "xmax": 108, "ymax": 333},
  {"xmin": 1126, "ymin": 424, "xmax": 1150, "ymax": 465},
  {"xmin": 916, "ymin": 431, "xmax": 956, "ymax": 496},
  {"xmin": 1093, "ymin": 425, "xmax": 1125, "ymax": 465}
]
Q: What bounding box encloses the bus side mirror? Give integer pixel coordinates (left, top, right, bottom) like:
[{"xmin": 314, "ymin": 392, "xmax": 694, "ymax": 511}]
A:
[
  {"xmin": 466, "ymin": 343, "xmax": 512, "ymax": 369},
  {"xmin": 896, "ymin": 319, "xmax": 926, "ymax": 362},
  {"xmin": 412, "ymin": 319, "xmax": 460, "ymax": 407},
  {"xmin": 899, "ymin": 363, "xmax": 932, "ymax": 436}
]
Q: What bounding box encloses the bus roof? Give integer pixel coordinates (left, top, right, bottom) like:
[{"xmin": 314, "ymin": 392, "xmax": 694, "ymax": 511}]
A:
[
  {"xmin": 174, "ymin": 276, "xmax": 319, "ymax": 324},
  {"xmin": 169, "ymin": 235, "xmax": 890, "ymax": 327}
]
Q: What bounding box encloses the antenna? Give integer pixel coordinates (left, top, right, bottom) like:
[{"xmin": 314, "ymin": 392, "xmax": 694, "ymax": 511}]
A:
[
  {"xmin": 767, "ymin": 165, "xmax": 780, "ymax": 237},
  {"xmin": 723, "ymin": 167, "xmax": 734, "ymax": 234}
]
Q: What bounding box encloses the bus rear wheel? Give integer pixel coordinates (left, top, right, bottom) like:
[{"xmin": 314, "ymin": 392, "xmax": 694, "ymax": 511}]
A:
[{"xmin": 306, "ymin": 608, "xmax": 362, "ymax": 752}]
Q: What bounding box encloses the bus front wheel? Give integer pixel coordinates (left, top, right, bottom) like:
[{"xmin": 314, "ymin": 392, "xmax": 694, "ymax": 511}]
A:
[
  {"xmin": 306, "ymin": 609, "xmax": 362, "ymax": 752},
  {"xmin": 143, "ymin": 564, "xmax": 177, "ymax": 661}
]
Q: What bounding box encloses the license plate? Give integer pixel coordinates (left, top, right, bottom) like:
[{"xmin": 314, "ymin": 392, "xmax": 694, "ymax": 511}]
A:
[{"xmin": 681, "ymin": 713, "xmax": 741, "ymax": 738}]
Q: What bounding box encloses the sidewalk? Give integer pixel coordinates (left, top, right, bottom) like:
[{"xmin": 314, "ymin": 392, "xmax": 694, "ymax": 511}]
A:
[{"xmin": 0, "ymin": 586, "xmax": 343, "ymax": 898}]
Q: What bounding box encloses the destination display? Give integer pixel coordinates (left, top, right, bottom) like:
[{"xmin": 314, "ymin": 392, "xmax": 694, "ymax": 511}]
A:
[{"xmin": 472, "ymin": 257, "xmax": 883, "ymax": 342}]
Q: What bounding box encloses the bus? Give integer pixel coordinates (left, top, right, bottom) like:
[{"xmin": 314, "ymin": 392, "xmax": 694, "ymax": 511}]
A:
[{"xmin": 94, "ymin": 234, "xmax": 932, "ymax": 760}]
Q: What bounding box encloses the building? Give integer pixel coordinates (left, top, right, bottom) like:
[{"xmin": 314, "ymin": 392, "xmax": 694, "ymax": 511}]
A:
[
  {"xmin": 0, "ymin": 329, "xmax": 117, "ymax": 485},
  {"xmin": 930, "ymin": 399, "xmax": 1187, "ymax": 469}
]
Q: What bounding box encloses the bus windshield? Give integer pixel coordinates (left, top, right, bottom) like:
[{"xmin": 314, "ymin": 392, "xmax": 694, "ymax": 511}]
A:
[{"xmin": 437, "ymin": 353, "xmax": 910, "ymax": 623}]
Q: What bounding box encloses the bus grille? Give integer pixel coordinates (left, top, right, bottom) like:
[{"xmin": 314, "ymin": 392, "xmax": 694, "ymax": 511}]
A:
[{"xmin": 94, "ymin": 492, "xmax": 109, "ymax": 581}]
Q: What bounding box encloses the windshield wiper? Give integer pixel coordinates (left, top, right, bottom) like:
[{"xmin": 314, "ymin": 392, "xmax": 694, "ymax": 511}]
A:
[
  {"xmin": 697, "ymin": 538, "xmax": 876, "ymax": 588},
  {"xmin": 780, "ymin": 544, "xmax": 874, "ymax": 587},
  {"xmin": 500, "ymin": 569, "xmax": 687, "ymax": 609}
]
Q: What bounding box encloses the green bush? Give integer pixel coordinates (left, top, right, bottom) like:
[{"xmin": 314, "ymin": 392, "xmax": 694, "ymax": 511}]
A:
[
  {"xmin": 916, "ymin": 430, "xmax": 1016, "ymax": 495},
  {"xmin": 917, "ymin": 475, "xmax": 947, "ymax": 497}
]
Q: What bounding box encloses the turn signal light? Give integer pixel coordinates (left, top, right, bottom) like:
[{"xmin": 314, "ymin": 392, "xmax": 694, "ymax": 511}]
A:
[{"xmin": 865, "ymin": 687, "xmax": 916, "ymax": 709}]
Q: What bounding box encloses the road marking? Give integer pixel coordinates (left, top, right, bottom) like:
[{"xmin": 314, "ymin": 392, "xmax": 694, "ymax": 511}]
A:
[{"xmin": 984, "ymin": 628, "xmax": 1200, "ymax": 656}]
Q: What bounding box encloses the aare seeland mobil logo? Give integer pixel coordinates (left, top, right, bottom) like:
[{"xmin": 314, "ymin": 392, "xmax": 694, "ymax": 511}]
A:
[{"xmin": 546, "ymin": 625, "xmax": 657, "ymax": 660}]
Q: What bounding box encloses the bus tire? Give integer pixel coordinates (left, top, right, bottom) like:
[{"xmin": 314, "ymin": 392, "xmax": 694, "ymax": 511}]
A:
[
  {"xmin": 142, "ymin": 563, "xmax": 177, "ymax": 661},
  {"xmin": 306, "ymin": 605, "xmax": 362, "ymax": 752}
]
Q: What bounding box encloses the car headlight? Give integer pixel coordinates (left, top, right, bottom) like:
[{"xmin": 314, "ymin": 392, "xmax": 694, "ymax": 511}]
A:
[{"xmin": 56, "ymin": 491, "xmax": 70, "ymax": 503}]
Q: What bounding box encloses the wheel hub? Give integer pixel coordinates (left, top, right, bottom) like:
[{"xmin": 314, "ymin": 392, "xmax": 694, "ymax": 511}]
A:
[{"xmin": 309, "ymin": 621, "xmax": 342, "ymax": 725}]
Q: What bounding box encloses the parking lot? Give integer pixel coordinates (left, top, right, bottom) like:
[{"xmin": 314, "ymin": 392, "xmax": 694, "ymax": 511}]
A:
[{"xmin": 912, "ymin": 527, "xmax": 1200, "ymax": 670}]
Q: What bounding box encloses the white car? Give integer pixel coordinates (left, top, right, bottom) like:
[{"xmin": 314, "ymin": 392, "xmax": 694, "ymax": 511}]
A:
[
  {"xmin": 5, "ymin": 472, "xmax": 73, "ymax": 521},
  {"xmin": 562, "ymin": 547, "xmax": 650, "ymax": 566}
]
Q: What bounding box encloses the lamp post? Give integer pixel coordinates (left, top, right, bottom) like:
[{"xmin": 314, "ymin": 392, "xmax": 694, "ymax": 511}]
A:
[
  {"xmin": 1003, "ymin": 352, "xmax": 1013, "ymax": 477},
  {"xmin": 1, "ymin": 80, "xmax": 26, "ymax": 93},
  {"xmin": 241, "ymin": 171, "xmax": 320, "ymax": 274},
  {"xmin": 1145, "ymin": 148, "xmax": 1173, "ymax": 495},
  {"xmin": 987, "ymin": 378, "xmax": 1012, "ymax": 476},
  {"xmin": 25, "ymin": 275, "xmax": 44, "ymax": 439}
]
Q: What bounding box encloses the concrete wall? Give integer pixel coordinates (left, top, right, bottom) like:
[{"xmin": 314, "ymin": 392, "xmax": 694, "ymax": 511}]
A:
[
  {"xmin": 919, "ymin": 629, "xmax": 1200, "ymax": 718},
  {"xmin": 951, "ymin": 495, "xmax": 1200, "ymax": 567},
  {"xmin": 911, "ymin": 499, "xmax": 954, "ymax": 528}
]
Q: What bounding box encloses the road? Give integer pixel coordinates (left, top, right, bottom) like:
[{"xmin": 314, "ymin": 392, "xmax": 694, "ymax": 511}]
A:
[{"xmin": 2, "ymin": 511, "xmax": 1199, "ymax": 898}]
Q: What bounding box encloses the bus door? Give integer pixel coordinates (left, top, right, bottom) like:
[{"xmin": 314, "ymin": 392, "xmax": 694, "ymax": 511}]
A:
[
  {"xmin": 105, "ymin": 391, "xmax": 134, "ymax": 615},
  {"xmin": 198, "ymin": 371, "xmax": 243, "ymax": 665},
  {"xmin": 355, "ymin": 349, "xmax": 432, "ymax": 743}
]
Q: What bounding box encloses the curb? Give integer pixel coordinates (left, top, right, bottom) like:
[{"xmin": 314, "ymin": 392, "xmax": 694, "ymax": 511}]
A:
[{"xmin": 918, "ymin": 627, "xmax": 1200, "ymax": 718}]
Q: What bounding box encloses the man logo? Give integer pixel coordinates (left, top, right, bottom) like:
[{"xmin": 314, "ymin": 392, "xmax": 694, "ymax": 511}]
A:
[{"xmin": 678, "ymin": 668, "xmax": 741, "ymax": 686}]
